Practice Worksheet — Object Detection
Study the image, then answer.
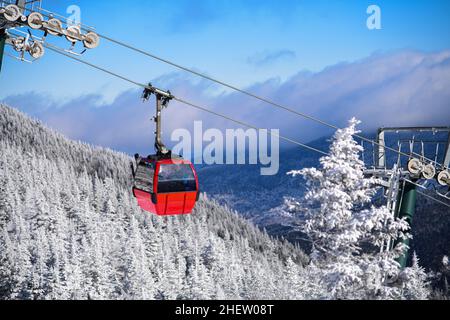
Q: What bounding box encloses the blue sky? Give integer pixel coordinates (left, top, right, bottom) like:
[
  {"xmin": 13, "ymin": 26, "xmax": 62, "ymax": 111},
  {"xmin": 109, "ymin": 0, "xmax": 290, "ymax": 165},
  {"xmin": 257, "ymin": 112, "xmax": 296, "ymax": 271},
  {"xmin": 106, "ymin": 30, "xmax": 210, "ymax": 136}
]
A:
[
  {"xmin": 3, "ymin": 0, "xmax": 450, "ymax": 100},
  {"xmin": 1, "ymin": 0, "xmax": 450, "ymax": 154}
]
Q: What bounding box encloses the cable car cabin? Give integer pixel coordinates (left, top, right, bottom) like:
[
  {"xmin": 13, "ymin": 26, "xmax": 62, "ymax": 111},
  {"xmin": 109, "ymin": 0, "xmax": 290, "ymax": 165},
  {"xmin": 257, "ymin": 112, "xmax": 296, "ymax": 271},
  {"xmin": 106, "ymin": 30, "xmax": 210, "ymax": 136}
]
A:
[{"xmin": 132, "ymin": 156, "xmax": 199, "ymax": 216}]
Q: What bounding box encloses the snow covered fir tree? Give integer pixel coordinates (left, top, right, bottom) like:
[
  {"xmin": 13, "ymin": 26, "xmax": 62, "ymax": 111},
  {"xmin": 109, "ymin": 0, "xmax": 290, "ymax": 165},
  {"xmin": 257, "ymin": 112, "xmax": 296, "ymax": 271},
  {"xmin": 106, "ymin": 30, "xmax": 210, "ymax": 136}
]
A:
[
  {"xmin": 0, "ymin": 105, "xmax": 440, "ymax": 300},
  {"xmin": 285, "ymin": 119, "xmax": 432, "ymax": 300}
]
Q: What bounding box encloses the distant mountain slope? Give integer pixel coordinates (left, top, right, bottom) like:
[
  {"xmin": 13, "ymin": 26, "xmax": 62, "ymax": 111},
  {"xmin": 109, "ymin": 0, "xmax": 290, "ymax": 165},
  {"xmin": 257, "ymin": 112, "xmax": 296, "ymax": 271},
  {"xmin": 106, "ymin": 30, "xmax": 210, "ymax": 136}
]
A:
[
  {"xmin": 0, "ymin": 104, "xmax": 307, "ymax": 300},
  {"xmin": 197, "ymin": 142, "xmax": 324, "ymax": 225}
]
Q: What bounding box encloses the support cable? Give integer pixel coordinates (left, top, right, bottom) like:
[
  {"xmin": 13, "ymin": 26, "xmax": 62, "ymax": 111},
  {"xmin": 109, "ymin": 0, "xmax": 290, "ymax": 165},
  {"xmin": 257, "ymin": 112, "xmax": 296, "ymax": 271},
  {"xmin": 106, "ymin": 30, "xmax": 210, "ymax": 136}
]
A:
[
  {"xmin": 43, "ymin": 43, "xmax": 329, "ymax": 157},
  {"xmin": 6, "ymin": 45, "xmax": 450, "ymax": 210}
]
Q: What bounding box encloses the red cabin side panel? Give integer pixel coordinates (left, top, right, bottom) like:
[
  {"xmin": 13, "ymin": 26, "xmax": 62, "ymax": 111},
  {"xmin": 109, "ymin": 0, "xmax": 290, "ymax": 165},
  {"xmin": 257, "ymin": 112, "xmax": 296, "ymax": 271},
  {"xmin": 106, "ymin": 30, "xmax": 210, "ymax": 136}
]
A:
[
  {"xmin": 133, "ymin": 188, "xmax": 157, "ymax": 214},
  {"xmin": 155, "ymin": 192, "xmax": 197, "ymax": 216}
]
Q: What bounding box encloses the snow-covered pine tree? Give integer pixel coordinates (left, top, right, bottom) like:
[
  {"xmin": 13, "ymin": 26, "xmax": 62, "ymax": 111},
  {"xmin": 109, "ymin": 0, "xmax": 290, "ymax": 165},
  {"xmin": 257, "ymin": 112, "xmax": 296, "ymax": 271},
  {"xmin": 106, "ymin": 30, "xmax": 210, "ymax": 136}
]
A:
[
  {"xmin": 288, "ymin": 118, "xmax": 413, "ymax": 300},
  {"xmin": 400, "ymin": 252, "xmax": 430, "ymax": 300},
  {"xmin": 443, "ymin": 256, "xmax": 450, "ymax": 295},
  {"xmin": 284, "ymin": 257, "xmax": 304, "ymax": 299}
]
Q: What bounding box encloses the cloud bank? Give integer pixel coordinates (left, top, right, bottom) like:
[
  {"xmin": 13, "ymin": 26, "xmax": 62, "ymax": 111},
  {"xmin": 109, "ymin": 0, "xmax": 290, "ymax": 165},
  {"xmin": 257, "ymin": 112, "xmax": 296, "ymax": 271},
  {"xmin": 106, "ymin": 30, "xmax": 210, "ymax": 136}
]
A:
[
  {"xmin": 247, "ymin": 50, "xmax": 297, "ymax": 66},
  {"xmin": 2, "ymin": 49, "xmax": 450, "ymax": 155}
]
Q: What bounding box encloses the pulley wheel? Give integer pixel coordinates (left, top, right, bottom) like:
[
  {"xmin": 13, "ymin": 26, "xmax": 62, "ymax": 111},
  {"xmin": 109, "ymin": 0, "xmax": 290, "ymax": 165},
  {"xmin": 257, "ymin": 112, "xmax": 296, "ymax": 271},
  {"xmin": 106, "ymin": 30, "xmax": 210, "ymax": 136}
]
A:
[
  {"xmin": 28, "ymin": 42, "xmax": 45, "ymax": 59},
  {"xmin": 65, "ymin": 25, "xmax": 82, "ymax": 43},
  {"xmin": 11, "ymin": 36, "xmax": 26, "ymax": 51},
  {"xmin": 3, "ymin": 4, "xmax": 21, "ymax": 22},
  {"xmin": 422, "ymin": 163, "xmax": 436, "ymax": 180},
  {"xmin": 27, "ymin": 12, "xmax": 44, "ymax": 29},
  {"xmin": 83, "ymin": 31, "xmax": 100, "ymax": 49},
  {"xmin": 407, "ymin": 159, "xmax": 422, "ymax": 175},
  {"xmin": 45, "ymin": 18, "xmax": 63, "ymax": 36},
  {"xmin": 437, "ymin": 170, "xmax": 450, "ymax": 186}
]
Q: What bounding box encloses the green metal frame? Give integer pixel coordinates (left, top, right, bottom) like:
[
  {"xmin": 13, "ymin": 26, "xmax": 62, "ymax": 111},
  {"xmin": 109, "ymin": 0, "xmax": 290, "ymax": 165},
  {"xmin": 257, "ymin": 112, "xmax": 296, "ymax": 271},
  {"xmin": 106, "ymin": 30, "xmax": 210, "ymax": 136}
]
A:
[
  {"xmin": 0, "ymin": 29, "xmax": 6, "ymax": 73},
  {"xmin": 394, "ymin": 180, "xmax": 417, "ymax": 269}
]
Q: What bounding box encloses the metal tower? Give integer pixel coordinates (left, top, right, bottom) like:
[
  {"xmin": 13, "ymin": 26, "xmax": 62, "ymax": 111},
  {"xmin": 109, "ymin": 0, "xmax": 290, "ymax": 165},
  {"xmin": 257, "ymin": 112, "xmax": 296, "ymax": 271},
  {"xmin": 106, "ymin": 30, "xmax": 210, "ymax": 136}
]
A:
[{"xmin": 365, "ymin": 127, "xmax": 450, "ymax": 268}]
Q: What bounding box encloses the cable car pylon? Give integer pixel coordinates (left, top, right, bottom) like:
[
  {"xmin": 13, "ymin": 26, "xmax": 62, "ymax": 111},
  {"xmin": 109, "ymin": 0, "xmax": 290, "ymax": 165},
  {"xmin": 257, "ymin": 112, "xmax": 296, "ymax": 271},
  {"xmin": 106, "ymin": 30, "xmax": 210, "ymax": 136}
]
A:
[
  {"xmin": 141, "ymin": 83, "xmax": 174, "ymax": 158},
  {"xmin": 367, "ymin": 126, "xmax": 450, "ymax": 269},
  {"xmin": 132, "ymin": 84, "xmax": 199, "ymax": 216}
]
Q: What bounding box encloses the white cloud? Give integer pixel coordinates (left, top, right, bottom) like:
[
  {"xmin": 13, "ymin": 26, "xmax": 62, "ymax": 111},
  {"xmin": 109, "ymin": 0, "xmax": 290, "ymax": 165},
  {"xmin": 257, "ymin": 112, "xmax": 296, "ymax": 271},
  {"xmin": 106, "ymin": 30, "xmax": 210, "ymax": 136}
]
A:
[{"xmin": 3, "ymin": 49, "xmax": 450, "ymax": 154}]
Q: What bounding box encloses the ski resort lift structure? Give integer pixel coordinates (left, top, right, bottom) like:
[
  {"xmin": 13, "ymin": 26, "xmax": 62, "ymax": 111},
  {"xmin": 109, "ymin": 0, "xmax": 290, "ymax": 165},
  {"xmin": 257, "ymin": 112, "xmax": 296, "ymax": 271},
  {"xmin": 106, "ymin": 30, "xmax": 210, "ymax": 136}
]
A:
[
  {"xmin": 131, "ymin": 85, "xmax": 199, "ymax": 216},
  {"xmin": 364, "ymin": 126, "xmax": 450, "ymax": 268},
  {"xmin": 0, "ymin": 0, "xmax": 99, "ymax": 69}
]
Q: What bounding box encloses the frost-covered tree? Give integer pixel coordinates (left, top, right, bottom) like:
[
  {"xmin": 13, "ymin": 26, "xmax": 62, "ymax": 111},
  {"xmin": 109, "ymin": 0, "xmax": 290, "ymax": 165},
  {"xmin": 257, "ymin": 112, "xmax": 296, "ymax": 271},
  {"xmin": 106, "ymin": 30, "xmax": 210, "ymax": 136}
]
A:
[
  {"xmin": 444, "ymin": 257, "xmax": 450, "ymax": 296},
  {"xmin": 400, "ymin": 253, "xmax": 430, "ymax": 300},
  {"xmin": 284, "ymin": 258, "xmax": 304, "ymax": 300},
  {"xmin": 288, "ymin": 118, "xmax": 412, "ymax": 300}
]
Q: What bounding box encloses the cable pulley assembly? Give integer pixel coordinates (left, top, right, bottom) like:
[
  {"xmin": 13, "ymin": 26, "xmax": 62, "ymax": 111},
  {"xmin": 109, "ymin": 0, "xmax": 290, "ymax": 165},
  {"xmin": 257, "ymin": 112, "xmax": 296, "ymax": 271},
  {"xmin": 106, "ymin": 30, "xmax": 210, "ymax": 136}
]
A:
[
  {"xmin": 437, "ymin": 170, "xmax": 450, "ymax": 187},
  {"xmin": 1, "ymin": 2, "xmax": 100, "ymax": 62},
  {"xmin": 2, "ymin": 4, "xmax": 22, "ymax": 22},
  {"xmin": 27, "ymin": 12, "xmax": 44, "ymax": 29},
  {"xmin": 407, "ymin": 158, "xmax": 436, "ymax": 180}
]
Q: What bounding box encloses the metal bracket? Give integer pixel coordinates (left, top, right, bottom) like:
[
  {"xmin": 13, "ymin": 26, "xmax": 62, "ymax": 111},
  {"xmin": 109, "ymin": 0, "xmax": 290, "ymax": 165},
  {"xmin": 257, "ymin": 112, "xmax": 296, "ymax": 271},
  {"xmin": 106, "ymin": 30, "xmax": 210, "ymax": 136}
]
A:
[{"xmin": 141, "ymin": 83, "xmax": 174, "ymax": 158}]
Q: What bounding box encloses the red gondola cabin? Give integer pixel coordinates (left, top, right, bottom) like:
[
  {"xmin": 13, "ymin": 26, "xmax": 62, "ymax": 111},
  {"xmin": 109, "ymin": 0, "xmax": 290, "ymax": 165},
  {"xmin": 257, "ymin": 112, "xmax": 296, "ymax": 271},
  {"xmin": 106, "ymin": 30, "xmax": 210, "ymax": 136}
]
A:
[{"xmin": 132, "ymin": 155, "xmax": 199, "ymax": 216}]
